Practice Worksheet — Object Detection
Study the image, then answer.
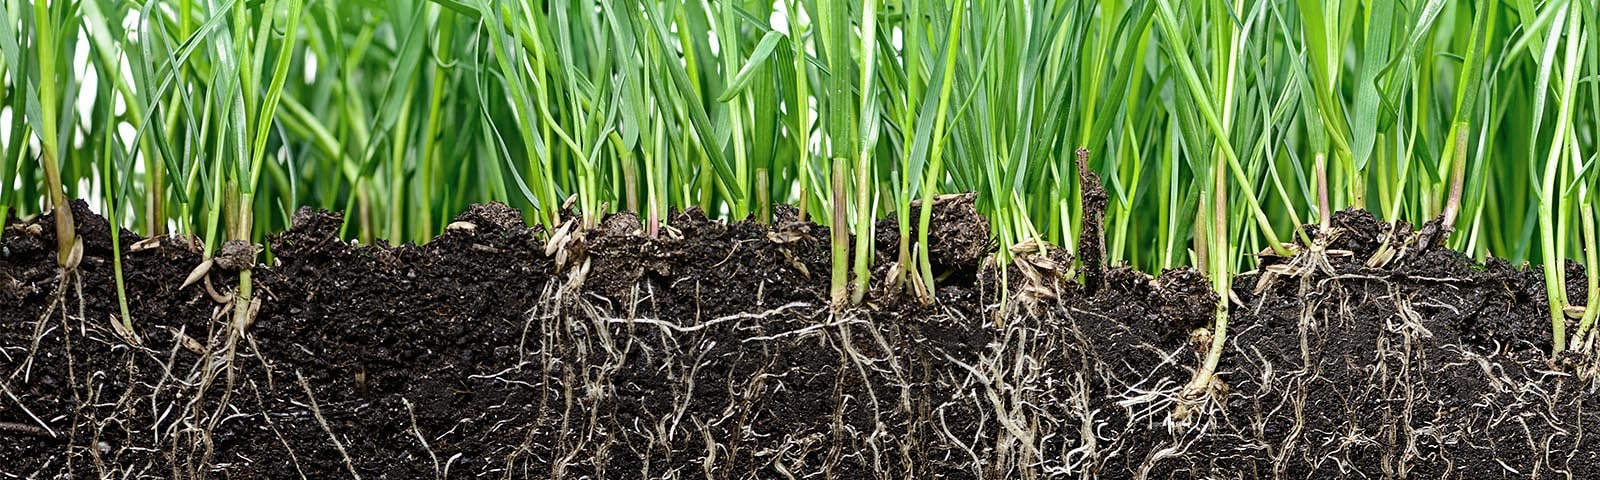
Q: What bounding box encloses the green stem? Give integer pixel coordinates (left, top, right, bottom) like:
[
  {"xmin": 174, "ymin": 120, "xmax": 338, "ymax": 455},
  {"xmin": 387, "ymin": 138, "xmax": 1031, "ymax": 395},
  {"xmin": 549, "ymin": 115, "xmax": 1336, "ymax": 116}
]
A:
[
  {"xmin": 1190, "ymin": 151, "xmax": 1231, "ymax": 398},
  {"xmin": 1316, "ymin": 153, "xmax": 1331, "ymax": 230},
  {"xmin": 1441, "ymin": 123, "xmax": 1470, "ymax": 231},
  {"xmin": 850, "ymin": 0, "xmax": 881, "ymax": 305},
  {"xmin": 418, "ymin": 14, "xmax": 454, "ymax": 238},
  {"xmin": 755, "ymin": 169, "xmax": 770, "ymax": 225},
  {"xmin": 781, "ymin": 0, "xmax": 813, "ymax": 222},
  {"xmin": 1542, "ymin": 4, "xmax": 1583, "ymax": 354},
  {"xmin": 101, "ymin": 116, "xmax": 133, "ymax": 333},
  {"xmin": 32, "ymin": 0, "xmax": 77, "ymax": 269},
  {"xmin": 614, "ymin": 134, "xmax": 639, "ymax": 213},
  {"xmin": 830, "ymin": 158, "xmax": 850, "ymax": 306},
  {"xmin": 915, "ymin": 1, "xmax": 966, "ymax": 301},
  {"xmin": 851, "ymin": 152, "xmax": 874, "ymax": 304},
  {"xmin": 1183, "ymin": 0, "xmax": 1243, "ymax": 400},
  {"xmin": 388, "ymin": 104, "xmax": 412, "ymax": 244},
  {"xmin": 718, "ymin": 1, "xmax": 750, "ymax": 220},
  {"xmin": 1153, "ymin": 0, "xmax": 1289, "ymax": 257},
  {"xmin": 1160, "ymin": 129, "xmax": 1178, "ymax": 269},
  {"xmin": 646, "ymin": 114, "xmax": 665, "ymax": 237},
  {"xmin": 1575, "ymin": 180, "xmax": 1599, "ymax": 351}
]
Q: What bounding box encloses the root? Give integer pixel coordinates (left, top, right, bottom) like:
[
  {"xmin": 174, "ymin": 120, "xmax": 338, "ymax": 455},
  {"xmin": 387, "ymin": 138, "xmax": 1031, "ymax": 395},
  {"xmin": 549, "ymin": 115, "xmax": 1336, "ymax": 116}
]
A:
[
  {"xmin": 0, "ymin": 419, "xmax": 57, "ymax": 439},
  {"xmin": 403, "ymin": 398, "xmax": 443, "ymax": 477},
  {"xmin": 296, "ymin": 371, "xmax": 361, "ymax": 480},
  {"xmin": 18, "ymin": 270, "xmax": 72, "ymax": 381},
  {"xmin": 0, "ymin": 378, "xmax": 57, "ymax": 438},
  {"xmin": 604, "ymin": 301, "xmax": 812, "ymax": 333},
  {"xmin": 250, "ymin": 378, "xmax": 307, "ymax": 479}
]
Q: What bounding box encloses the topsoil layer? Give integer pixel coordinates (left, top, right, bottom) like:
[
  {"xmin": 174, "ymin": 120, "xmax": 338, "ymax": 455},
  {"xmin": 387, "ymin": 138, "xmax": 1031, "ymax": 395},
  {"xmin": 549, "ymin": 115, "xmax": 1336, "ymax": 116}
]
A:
[{"xmin": 2, "ymin": 198, "xmax": 1598, "ymax": 479}]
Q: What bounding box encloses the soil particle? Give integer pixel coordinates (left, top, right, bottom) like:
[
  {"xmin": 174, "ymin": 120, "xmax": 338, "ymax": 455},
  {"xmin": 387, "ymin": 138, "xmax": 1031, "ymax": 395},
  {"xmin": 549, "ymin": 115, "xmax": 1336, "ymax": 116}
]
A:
[
  {"xmin": 1320, "ymin": 208, "xmax": 1390, "ymax": 256},
  {"xmin": 1156, "ymin": 267, "xmax": 1219, "ymax": 331},
  {"xmin": 598, "ymin": 210, "xmax": 641, "ymax": 237},
  {"xmin": 2, "ymin": 222, "xmax": 46, "ymax": 261},
  {"xmin": 1412, "ymin": 216, "xmax": 1449, "ymax": 250},
  {"xmin": 771, "ymin": 204, "xmax": 801, "ymax": 225},
  {"xmin": 213, "ymin": 240, "xmax": 260, "ymax": 270},
  {"xmin": 451, "ymin": 201, "xmax": 528, "ymax": 234},
  {"xmin": 921, "ymin": 193, "xmax": 991, "ymax": 287}
]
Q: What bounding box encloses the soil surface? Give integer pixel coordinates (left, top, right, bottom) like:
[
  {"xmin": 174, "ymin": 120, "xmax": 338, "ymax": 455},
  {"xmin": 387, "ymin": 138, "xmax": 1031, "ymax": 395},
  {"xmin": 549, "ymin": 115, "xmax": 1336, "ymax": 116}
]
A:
[{"xmin": 2, "ymin": 200, "xmax": 1597, "ymax": 478}]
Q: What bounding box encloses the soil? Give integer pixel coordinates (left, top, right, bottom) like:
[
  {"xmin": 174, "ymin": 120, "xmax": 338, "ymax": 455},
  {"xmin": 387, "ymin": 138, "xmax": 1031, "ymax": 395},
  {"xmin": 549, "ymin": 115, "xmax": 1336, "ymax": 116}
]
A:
[{"xmin": 2, "ymin": 199, "xmax": 1598, "ymax": 478}]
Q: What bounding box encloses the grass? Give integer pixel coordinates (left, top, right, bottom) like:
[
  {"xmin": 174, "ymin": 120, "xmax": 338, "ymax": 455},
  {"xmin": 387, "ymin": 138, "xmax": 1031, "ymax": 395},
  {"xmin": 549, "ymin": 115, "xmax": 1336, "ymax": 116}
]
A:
[{"xmin": 2, "ymin": 0, "xmax": 1599, "ymax": 390}]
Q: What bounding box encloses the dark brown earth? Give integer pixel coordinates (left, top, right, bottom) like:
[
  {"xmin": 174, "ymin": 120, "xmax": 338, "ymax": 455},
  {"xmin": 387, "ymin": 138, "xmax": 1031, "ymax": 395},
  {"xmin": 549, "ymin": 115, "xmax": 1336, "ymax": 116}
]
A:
[{"xmin": 2, "ymin": 200, "xmax": 1597, "ymax": 478}]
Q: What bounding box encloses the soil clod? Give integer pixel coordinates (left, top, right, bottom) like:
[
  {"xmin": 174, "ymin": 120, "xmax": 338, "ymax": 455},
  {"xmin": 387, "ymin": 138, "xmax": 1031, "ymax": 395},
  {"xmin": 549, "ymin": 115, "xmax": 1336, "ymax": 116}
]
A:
[
  {"xmin": 452, "ymin": 202, "xmax": 527, "ymax": 234},
  {"xmin": 213, "ymin": 240, "xmax": 260, "ymax": 270}
]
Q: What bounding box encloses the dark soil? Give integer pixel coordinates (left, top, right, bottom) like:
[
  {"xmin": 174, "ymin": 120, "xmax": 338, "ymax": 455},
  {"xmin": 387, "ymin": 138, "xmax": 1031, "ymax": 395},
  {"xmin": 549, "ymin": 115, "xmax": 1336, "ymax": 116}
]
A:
[{"xmin": 2, "ymin": 200, "xmax": 1597, "ymax": 478}]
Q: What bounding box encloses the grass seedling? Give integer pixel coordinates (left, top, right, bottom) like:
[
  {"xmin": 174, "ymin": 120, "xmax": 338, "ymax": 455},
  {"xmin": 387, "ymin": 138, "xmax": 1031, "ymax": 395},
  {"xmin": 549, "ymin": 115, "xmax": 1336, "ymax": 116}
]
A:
[
  {"xmin": 6, "ymin": 0, "xmax": 80, "ymax": 270},
  {"xmin": 1151, "ymin": 0, "xmax": 1289, "ymax": 404},
  {"xmin": 1572, "ymin": 0, "xmax": 1600, "ymax": 351},
  {"xmin": 849, "ymin": 0, "xmax": 882, "ymax": 305},
  {"xmin": 820, "ymin": 0, "xmax": 853, "ymax": 307},
  {"xmin": 913, "ymin": 0, "xmax": 966, "ymax": 303},
  {"xmin": 779, "ymin": 0, "xmax": 815, "ymax": 224},
  {"xmin": 98, "ymin": 101, "xmax": 135, "ymax": 335},
  {"xmin": 1534, "ymin": 1, "xmax": 1584, "ymax": 353},
  {"xmin": 228, "ymin": 0, "xmax": 305, "ymax": 332}
]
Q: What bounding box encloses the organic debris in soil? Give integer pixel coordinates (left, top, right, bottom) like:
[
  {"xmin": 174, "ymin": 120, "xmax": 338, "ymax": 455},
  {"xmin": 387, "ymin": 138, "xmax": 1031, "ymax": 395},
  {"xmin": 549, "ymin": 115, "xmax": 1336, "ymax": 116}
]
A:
[
  {"xmin": 2, "ymin": 202, "xmax": 1599, "ymax": 478},
  {"xmin": 1077, "ymin": 147, "xmax": 1109, "ymax": 295}
]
